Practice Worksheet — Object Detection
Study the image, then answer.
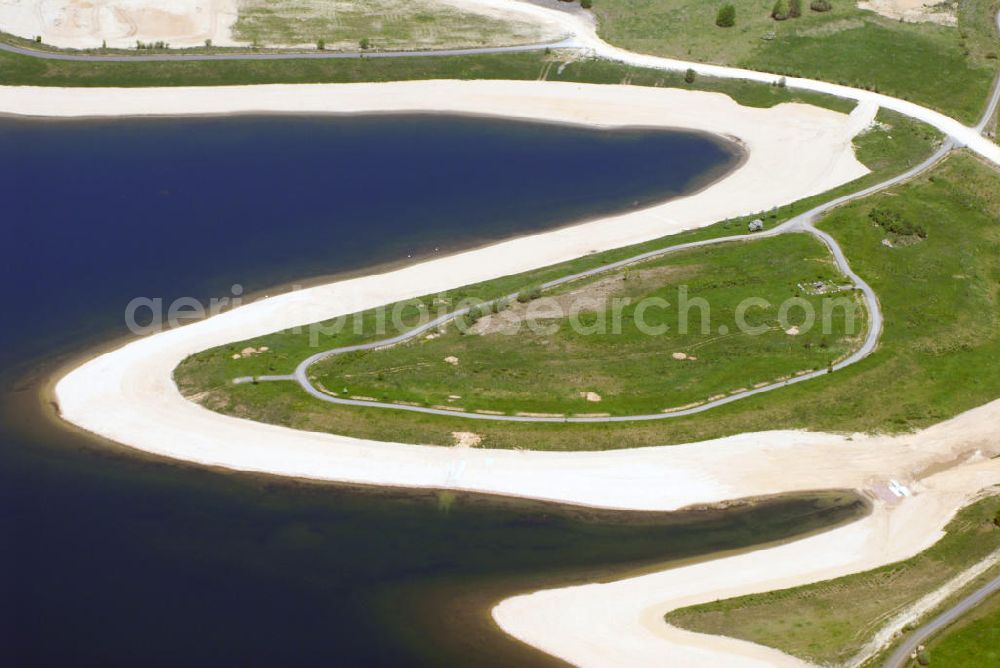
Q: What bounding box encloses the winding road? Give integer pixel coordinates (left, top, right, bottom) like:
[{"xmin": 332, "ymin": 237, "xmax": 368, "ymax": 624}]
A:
[
  {"xmin": 259, "ymin": 140, "xmax": 951, "ymax": 423},
  {"xmin": 237, "ymin": 6, "xmax": 1000, "ymax": 424}
]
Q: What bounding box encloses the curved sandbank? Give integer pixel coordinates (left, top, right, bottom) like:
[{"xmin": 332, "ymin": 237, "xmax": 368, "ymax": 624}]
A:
[
  {"xmin": 35, "ymin": 81, "xmax": 1000, "ymax": 665},
  {"xmin": 40, "ymin": 80, "xmax": 881, "ymax": 504},
  {"xmin": 495, "ymin": 462, "xmax": 1000, "ymax": 667}
]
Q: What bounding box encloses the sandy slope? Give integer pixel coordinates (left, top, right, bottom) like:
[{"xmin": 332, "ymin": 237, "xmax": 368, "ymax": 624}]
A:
[
  {"xmin": 0, "ymin": 0, "xmax": 241, "ymax": 49},
  {"xmin": 0, "ymin": 0, "xmax": 571, "ymax": 49}
]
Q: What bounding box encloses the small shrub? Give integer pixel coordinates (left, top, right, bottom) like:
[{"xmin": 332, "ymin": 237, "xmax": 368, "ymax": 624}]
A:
[
  {"xmin": 359, "ymin": 37, "xmax": 371, "ymax": 50},
  {"xmin": 917, "ymin": 650, "xmax": 931, "ymax": 666},
  {"xmin": 204, "ymin": 38, "xmax": 212, "ymax": 48},
  {"xmin": 716, "ymin": 4, "xmax": 736, "ymax": 27},
  {"xmin": 34, "ymin": 35, "xmax": 41, "ymax": 43},
  {"xmin": 789, "ymin": 0, "xmax": 802, "ymax": 17},
  {"xmin": 317, "ymin": 38, "xmax": 326, "ymax": 50},
  {"xmin": 810, "ymin": 0, "xmax": 832, "ymax": 11},
  {"xmin": 517, "ymin": 286, "xmax": 543, "ymax": 303},
  {"xmin": 685, "ymin": 68, "xmax": 697, "ymax": 84},
  {"xmin": 772, "ymin": 0, "xmax": 790, "ymax": 20},
  {"xmin": 994, "ymin": 508, "xmax": 1000, "ymax": 528},
  {"xmin": 581, "ymin": 0, "xmax": 593, "ymax": 8},
  {"xmin": 869, "ymin": 207, "xmax": 927, "ymax": 239}
]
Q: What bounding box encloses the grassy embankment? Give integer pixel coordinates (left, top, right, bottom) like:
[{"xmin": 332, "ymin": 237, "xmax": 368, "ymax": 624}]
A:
[
  {"xmin": 0, "ymin": 38, "xmax": 848, "ymax": 115},
  {"xmin": 592, "ymin": 0, "xmax": 1000, "ymax": 124},
  {"xmin": 665, "ymin": 495, "xmax": 1000, "ymax": 666},
  {"xmin": 232, "ymin": 0, "xmax": 554, "ymax": 50},
  {"xmin": 173, "ymin": 111, "xmax": 965, "ymax": 450},
  {"xmin": 918, "ymin": 586, "xmax": 1000, "ymax": 667},
  {"xmin": 308, "ymin": 233, "xmax": 863, "ymax": 418}
]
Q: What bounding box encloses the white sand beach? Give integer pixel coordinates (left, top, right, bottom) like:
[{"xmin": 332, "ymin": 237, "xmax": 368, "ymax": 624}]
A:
[{"xmin": 10, "ymin": 80, "xmax": 996, "ymax": 665}]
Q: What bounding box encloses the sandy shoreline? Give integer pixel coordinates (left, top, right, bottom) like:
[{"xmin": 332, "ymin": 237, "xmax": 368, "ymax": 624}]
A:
[{"xmin": 24, "ymin": 80, "xmax": 1000, "ymax": 664}]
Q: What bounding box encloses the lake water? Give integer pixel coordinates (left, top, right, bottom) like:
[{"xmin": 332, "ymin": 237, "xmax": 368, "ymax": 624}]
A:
[{"xmin": 0, "ymin": 114, "xmax": 859, "ymax": 666}]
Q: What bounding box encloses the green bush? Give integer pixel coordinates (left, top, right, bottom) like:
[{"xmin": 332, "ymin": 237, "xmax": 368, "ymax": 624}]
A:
[
  {"xmin": 868, "ymin": 207, "xmax": 928, "ymax": 239},
  {"xmin": 685, "ymin": 67, "xmax": 697, "ymax": 83},
  {"xmin": 317, "ymin": 38, "xmax": 326, "ymax": 50},
  {"xmin": 581, "ymin": 0, "xmax": 593, "ymax": 8},
  {"xmin": 716, "ymin": 4, "xmax": 736, "ymax": 27},
  {"xmin": 810, "ymin": 0, "xmax": 832, "ymax": 11},
  {"xmin": 772, "ymin": 0, "xmax": 790, "ymax": 20},
  {"xmin": 516, "ymin": 286, "xmax": 543, "ymax": 303},
  {"xmin": 789, "ymin": 0, "xmax": 802, "ymax": 18}
]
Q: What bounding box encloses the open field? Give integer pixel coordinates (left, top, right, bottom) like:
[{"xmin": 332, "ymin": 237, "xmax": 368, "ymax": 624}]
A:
[
  {"xmin": 174, "ymin": 110, "xmax": 953, "ymax": 450},
  {"xmin": 920, "ymin": 587, "xmax": 1000, "ymax": 666},
  {"xmin": 592, "ymin": 0, "xmax": 999, "ymax": 124},
  {"xmin": 664, "ymin": 495, "xmax": 1000, "ymax": 665},
  {"xmin": 0, "ymin": 0, "xmax": 562, "ymax": 50},
  {"xmin": 306, "ymin": 234, "xmax": 863, "ymax": 418},
  {"xmin": 231, "ymin": 0, "xmax": 559, "ymax": 50}
]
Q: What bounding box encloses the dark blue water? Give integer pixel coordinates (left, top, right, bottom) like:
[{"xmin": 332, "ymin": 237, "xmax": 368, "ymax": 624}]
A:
[
  {"xmin": 2, "ymin": 114, "xmax": 736, "ymax": 372},
  {"xmin": 0, "ymin": 115, "xmax": 860, "ymax": 667}
]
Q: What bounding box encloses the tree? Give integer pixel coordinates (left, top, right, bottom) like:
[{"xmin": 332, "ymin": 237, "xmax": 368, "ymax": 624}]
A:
[
  {"xmin": 715, "ymin": 3, "xmax": 736, "ymax": 27},
  {"xmin": 810, "ymin": 0, "xmax": 832, "ymax": 11},
  {"xmin": 685, "ymin": 68, "xmax": 697, "ymax": 84},
  {"xmin": 359, "ymin": 37, "xmax": 371, "ymax": 50},
  {"xmin": 581, "ymin": 0, "xmax": 593, "ymax": 8},
  {"xmin": 772, "ymin": 0, "xmax": 790, "ymax": 20},
  {"xmin": 317, "ymin": 38, "xmax": 326, "ymax": 50},
  {"xmin": 789, "ymin": 0, "xmax": 802, "ymax": 17}
]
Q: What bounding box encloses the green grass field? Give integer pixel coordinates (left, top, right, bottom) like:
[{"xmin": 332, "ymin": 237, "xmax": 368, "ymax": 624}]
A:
[
  {"xmin": 592, "ymin": 0, "xmax": 1000, "ymax": 124},
  {"xmin": 307, "ymin": 233, "xmax": 862, "ymax": 418},
  {"xmin": 232, "ymin": 0, "xmax": 554, "ymax": 50},
  {"xmin": 664, "ymin": 495, "xmax": 1000, "ymax": 665},
  {"xmin": 919, "ymin": 588, "xmax": 1000, "ymax": 667},
  {"xmin": 174, "ymin": 110, "xmax": 961, "ymax": 450},
  {"xmin": 0, "ymin": 41, "xmax": 851, "ymax": 115}
]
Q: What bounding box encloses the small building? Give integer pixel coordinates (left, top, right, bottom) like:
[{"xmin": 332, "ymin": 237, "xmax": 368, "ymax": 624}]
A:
[{"xmin": 748, "ymin": 219, "xmax": 764, "ymax": 233}]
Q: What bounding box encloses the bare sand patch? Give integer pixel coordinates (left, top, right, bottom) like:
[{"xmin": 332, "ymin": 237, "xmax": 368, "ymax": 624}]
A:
[
  {"xmin": 857, "ymin": 0, "xmax": 958, "ymax": 26},
  {"xmin": 0, "ymin": 0, "xmax": 241, "ymax": 49},
  {"xmin": 451, "ymin": 431, "xmax": 482, "ymax": 448}
]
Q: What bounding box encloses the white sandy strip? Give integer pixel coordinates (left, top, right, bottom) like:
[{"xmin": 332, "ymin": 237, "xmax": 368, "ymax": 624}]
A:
[{"xmin": 495, "ymin": 464, "xmax": 1000, "ymax": 668}]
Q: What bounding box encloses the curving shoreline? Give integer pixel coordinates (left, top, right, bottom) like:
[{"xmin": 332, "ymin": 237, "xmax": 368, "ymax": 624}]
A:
[{"xmin": 18, "ymin": 80, "xmax": 1000, "ymax": 666}]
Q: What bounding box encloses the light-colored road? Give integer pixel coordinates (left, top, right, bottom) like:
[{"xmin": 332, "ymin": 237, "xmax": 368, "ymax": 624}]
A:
[
  {"xmin": 252, "ymin": 8, "xmax": 1000, "ymax": 423},
  {"xmin": 250, "ymin": 140, "xmax": 951, "ymax": 423},
  {"xmin": 884, "ymin": 570, "xmax": 1000, "ymax": 668}
]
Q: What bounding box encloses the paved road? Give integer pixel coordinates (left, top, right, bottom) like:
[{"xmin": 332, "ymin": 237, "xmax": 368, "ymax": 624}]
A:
[{"xmin": 883, "ymin": 571, "xmax": 1000, "ymax": 668}]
